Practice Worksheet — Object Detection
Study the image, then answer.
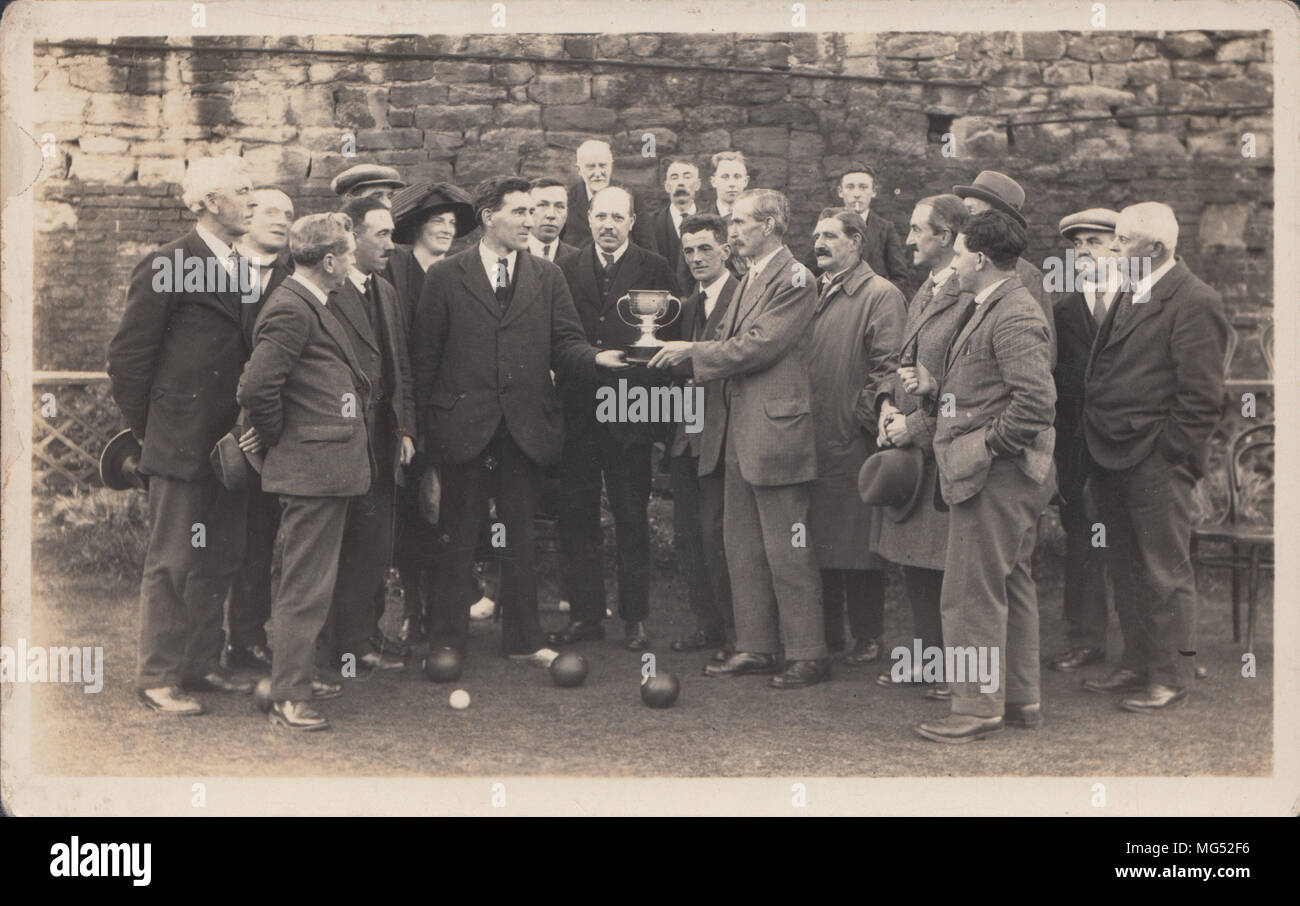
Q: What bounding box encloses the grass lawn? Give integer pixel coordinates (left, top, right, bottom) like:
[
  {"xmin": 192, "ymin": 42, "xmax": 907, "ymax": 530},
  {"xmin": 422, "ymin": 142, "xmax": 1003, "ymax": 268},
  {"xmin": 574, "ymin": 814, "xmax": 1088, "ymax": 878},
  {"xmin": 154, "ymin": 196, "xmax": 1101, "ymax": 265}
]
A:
[{"xmin": 23, "ymin": 497, "xmax": 1272, "ymax": 779}]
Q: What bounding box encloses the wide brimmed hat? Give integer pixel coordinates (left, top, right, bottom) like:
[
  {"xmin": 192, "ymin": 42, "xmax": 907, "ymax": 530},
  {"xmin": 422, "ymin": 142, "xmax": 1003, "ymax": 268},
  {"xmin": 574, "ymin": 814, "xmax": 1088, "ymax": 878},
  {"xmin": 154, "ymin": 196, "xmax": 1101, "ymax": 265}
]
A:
[
  {"xmin": 209, "ymin": 427, "xmax": 264, "ymax": 492},
  {"xmin": 857, "ymin": 446, "xmax": 926, "ymax": 523},
  {"xmin": 331, "ymin": 164, "xmax": 406, "ymax": 197},
  {"xmin": 952, "ymin": 170, "xmax": 1028, "ymax": 228},
  {"xmin": 391, "ymin": 182, "xmax": 477, "ymax": 245},
  {"xmin": 1058, "ymin": 207, "xmax": 1120, "ymax": 238},
  {"xmin": 99, "ymin": 428, "xmax": 146, "ymax": 491}
]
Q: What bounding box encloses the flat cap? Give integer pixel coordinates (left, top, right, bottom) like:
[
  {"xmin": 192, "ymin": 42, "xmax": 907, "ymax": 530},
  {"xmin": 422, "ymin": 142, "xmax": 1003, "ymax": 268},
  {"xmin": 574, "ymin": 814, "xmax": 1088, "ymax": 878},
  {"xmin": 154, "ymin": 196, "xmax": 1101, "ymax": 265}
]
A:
[
  {"xmin": 331, "ymin": 164, "xmax": 406, "ymax": 196},
  {"xmin": 1058, "ymin": 207, "xmax": 1120, "ymax": 238}
]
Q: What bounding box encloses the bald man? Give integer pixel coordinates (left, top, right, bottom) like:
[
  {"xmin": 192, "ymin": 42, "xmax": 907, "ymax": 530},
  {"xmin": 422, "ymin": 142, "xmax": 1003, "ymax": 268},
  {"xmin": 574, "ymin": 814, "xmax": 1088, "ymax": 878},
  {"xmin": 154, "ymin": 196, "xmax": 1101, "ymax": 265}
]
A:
[{"xmin": 1081, "ymin": 202, "xmax": 1228, "ymax": 713}]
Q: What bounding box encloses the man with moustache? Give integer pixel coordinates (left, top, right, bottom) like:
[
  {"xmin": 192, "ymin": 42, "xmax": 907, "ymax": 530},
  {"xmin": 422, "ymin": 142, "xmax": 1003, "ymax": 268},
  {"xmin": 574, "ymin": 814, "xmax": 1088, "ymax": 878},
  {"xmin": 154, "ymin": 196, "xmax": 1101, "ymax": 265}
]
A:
[
  {"xmin": 561, "ymin": 139, "xmax": 614, "ymax": 248},
  {"xmin": 901, "ymin": 210, "xmax": 1056, "ymax": 742},
  {"xmin": 1082, "ymin": 202, "xmax": 1227, "ymax": 711},
  {"xmin": 807, "ymin": 208, "xmax": 905, "ymax": 664},
  {"xmin": 649, "ymin": 189, "xmax": 828, "ymax": 689},
  {"xmin": 642, "ymin": 158, "xmax": 701, "ymax": 295},
  {"xmin": 707, "ymin": 150, "xmax": 751, "ymax": 279},
  {"xmin": 108, "ymin": 156, "xmax": 260, "ymax": 714},
  {"xmin": 870, "ymin": 195, "xmax": 970, "ymax": 700},
  {"xmin": 549, "ymin": 186, "xmax": 677, "ymax": 651},
  {"xmin": 953, "ymin": 171, "xmax": 1054, "ymax": 351},
  {"xmin": 664, "ymin": 214, "xmax": 738, "ymax": 655},
  {"xmin": 411, "ymin": 176, "xmax": 629, "ymax": 669},
  {"xmin": 332, "ymin": 163, "xmax": 405, "ymax": 208},
  {"xmin": 224, "ymin": 185, "xmax": 297, "ymax": 673},
  {"xmin": 237, "ymin": 213, "xmax": 366, "ymax": 730},
  {"xmin": 527, "ymin": 176, "xmax": 580, "ymax": 266},
  {"xmin": 1046, "ymin": 208, "xmax": 1121, "ymax": 673},
  {"xmin": 322, "ymin": 196, "xmax": 416, "ymax": 674}
]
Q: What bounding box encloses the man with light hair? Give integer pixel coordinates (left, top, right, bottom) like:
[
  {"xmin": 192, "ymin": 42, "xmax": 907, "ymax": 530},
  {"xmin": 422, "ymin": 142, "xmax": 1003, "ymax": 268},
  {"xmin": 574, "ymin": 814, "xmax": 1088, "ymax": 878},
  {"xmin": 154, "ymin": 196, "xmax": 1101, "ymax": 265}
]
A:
[
  {"xmin": 707, "ymin": 151, "xmax": 751, "ymax": 278},
  {"xmin": 237, "ymin": 212, "xmax": 366, "ymax": 730},
  {"xmin": 1081, "ymin": 201, "xmax": 1228, "ymax": 713},
  {"xmin": 649, "ymin": 188, "xmax": 828, "ymax": 689},
  {"xmin": 561, "ymin": 139, "xmax": 614, "ymax": 247},
  {"xmin": 108, "ymin": 155, "xmax": 259, "ymax": 715}
]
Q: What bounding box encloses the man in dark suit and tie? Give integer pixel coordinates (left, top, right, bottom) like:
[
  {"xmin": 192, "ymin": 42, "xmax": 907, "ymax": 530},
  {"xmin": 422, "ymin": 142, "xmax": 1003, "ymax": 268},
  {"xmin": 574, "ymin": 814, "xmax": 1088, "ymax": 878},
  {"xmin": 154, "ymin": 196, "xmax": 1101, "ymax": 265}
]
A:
[
  {"xmin": 107, "ymin": 156, "xmax": 261, "ymax": 715},
  {"xmin": 548, "ymin": 186, "xmax": 677, "ymax": 651},
  {"xmin": 1046, "ymin": 208, "xmax": 1121, "ymax": 673},
  {"xmin": 1081, "ymin": 202, "xmax": 1228, "ymax": 711},
  {"xmin": 803, "ymin": 165, "xmax": 910, "ymax": 288},
  {"xmin": 322, "ymin": 196, "xmax": 417, "ymax": 674},
  {"xmin": 902, "ymin": 211, "xmax": 1057, "ymax": 743},
  {"xmin": 527, "ymin": 177, "xmax": 580, "ymax": 266},
  {"xmin": 237, "ymin": 212, "xmax": 369, "ymax": 730},
  {"xmin": 560, "ymin": 139, "xmax": 613, "ymax": 248},
  {"xmin": 666, "ymin": 215, "xmax": 737, "ymax": 655},
  {"xmin": 650, "ymin": 189, "xmax": 828, "ymax": 689},
  {"xmin": 225, "ymin": 185, "xmax": 296, "ymax": 673},
  {"xmin": 641, "ymin": 158, "xmax": 701, "ymax": 296},
  {"xmin": 411, "ymin": 176, "xmax": 629, "ymax": 669}
]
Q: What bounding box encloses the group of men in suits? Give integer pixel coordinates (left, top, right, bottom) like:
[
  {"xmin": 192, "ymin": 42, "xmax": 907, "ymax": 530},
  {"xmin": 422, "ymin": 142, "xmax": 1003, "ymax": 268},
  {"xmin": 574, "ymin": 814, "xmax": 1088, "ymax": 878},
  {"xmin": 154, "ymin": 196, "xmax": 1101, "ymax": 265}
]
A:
[{"xmin": 107, "ymin": 138, "xmax": 1228, "ymax": 738}]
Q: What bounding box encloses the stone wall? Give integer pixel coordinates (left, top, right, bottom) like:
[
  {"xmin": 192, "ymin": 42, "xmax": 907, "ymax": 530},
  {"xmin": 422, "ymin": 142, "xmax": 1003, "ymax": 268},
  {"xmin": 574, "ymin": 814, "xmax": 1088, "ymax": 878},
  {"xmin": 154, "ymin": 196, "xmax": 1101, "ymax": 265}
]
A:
[{"xmin": 33, "ymin": 31, "xmax": 1273, "ymax": 373}]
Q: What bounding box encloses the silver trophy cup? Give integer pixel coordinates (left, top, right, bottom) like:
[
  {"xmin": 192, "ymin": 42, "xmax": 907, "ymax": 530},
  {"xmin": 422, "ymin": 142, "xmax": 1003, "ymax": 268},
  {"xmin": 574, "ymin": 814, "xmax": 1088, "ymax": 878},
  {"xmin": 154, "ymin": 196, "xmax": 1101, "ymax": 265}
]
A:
[{"xmin": 615, "ymin": 289, "xmax": 681, "ymax": 363}]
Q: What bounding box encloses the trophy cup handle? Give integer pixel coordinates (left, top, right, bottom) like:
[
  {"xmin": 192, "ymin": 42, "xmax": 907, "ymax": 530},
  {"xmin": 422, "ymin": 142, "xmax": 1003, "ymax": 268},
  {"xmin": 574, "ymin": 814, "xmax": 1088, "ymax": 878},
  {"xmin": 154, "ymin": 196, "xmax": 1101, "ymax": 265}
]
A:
[
  {"xmin": 659, "ymin": 294, "xmax": 682, "ymax": 326},
  {"xmin": 615, "ymin": 294, "xmax": 639, "ymax": 328}
]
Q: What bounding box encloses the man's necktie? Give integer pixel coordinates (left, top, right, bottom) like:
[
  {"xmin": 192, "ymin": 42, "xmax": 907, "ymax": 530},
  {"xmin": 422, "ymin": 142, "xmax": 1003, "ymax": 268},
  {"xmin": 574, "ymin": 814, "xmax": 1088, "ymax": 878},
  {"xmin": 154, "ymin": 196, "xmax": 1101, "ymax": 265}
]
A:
[
  {"xmin": 1090, "ymin": 290, "xmax": 1107, "ymax": 327},
  {"xmin": 945, "ymin": 298, "xmax": 979, "ymax": 366},
  {"xmin": 495, "ymin": 257, "xmax": 510, "ymax": 308},
  {"xmin": 542, "ymin": 243, "xmax": 552, "ymax": 260},
  {"xmin": 915, "ymin": 278, "xmax": 936, "ymax": 314},
  {"xmin": 363, "ymin": 275, "xmax": 379, "ymax": 330},
  {"xmin": 600, "ymin": 251, "xmax": 615, "ymax": 296}
]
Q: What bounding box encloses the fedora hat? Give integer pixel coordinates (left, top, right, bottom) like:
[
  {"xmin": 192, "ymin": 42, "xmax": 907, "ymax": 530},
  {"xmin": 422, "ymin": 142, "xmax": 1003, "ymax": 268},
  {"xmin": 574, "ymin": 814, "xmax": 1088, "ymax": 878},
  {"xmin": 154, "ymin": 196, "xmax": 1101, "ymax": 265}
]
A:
[
  {"xmin": 99, "ymin": 428, "xmax": 146, "ymax": 491},
  {"xmin": 331, "ymin": 164, "xmax": 406, "ymax": 197},
  {"xmin": 952, "ymin": 170, "xmax": 1028, "ymax": 228},
  {"xmin": 857, "ymin": 446, "xmax": 926, "ymax": 523},
  {"xmin": 391, "ymin": 182, "xmax": 477, "ymax": 245},
  {"xmin": 209, "ymin": 427, "xmax": 264, "ymax": 492},
  {"xmin": 1058, "ymin": 207, "xmax": 1120, "ymax": 239}
]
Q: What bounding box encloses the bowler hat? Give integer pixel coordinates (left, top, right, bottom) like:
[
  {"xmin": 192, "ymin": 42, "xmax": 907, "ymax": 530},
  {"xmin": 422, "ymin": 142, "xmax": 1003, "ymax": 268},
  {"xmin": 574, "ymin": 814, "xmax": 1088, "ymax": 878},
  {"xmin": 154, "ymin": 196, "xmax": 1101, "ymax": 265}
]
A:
[
  {"xmin": 857, "ymin": 446, "xmax": 926, "ymax": 523},
  {"xmin": 331, "ymin": 164, "xmax": 406, "ymax": 197},
  {"xmin": 1058, "ymin": 207, "xmax": 1120, "ymax": 238},
  {"xmin": 209, "ymin": 427, "xmax": 264, "ymax": 492},
  {"xmin": 952, "ymin": 171, "xmax": 1028, "ymax": 228},
  {"xmin": 391, "ymin": 182, "xmax": 477, "ymax": 245},
  {"xmin": 99, "ymin": 428, "xmax": 146, "ymax": 491}
]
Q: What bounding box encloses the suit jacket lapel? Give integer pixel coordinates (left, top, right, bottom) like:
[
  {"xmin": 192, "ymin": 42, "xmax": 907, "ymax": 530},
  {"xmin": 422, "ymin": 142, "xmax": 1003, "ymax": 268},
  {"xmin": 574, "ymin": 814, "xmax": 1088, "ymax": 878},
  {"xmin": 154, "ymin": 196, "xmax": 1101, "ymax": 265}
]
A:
[
  {"xmin": 331, "ymin": 280, "xmax": 381, "ymax": 354},
  {"xmin": 502, "ymin": 252, "xmax": 541, "ymax": 326},
  {"xmin": 603, "ymin": 246, "xmax": 642, "ymax": 312},
  {"xmin": 945, "ymin": 277, "xmax": 1019, "ymax": 372},
  {"xmin": 730, "ymin": 247, "xmax": 790, "ymax": 334},
  {"xmin": 1104, "ymin": 263, "xmax": 1180, "ymax": 350},
  {"xmin": 461, "ymin": 247, "xmax": 504, "ymax": 320},
  {"xmin": 284, "ymin": 278, "xmax": 369, "ymax": 392},
  {"xmin": 701, "ymin": 274, "xmax": 737, "ymax": 339},
  {"xmin": 902, "ymin": 273, "xmax": 962, "ymax": 352},
  {"xmin": 182, "ymin": 231, "xmax": 243, "ymax": 326}
]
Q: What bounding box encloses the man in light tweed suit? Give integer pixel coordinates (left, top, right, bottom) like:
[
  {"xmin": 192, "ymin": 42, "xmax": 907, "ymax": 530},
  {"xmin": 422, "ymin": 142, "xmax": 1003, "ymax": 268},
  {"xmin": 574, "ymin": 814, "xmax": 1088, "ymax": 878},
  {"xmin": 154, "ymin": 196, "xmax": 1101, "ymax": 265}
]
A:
[
  {"xmin": 649, "ymin": 189, "xmax": 828, "ymax": 689},
  {"xmin": 901, "ymin": 210, "xmax": 1057, "ymax": 742}
]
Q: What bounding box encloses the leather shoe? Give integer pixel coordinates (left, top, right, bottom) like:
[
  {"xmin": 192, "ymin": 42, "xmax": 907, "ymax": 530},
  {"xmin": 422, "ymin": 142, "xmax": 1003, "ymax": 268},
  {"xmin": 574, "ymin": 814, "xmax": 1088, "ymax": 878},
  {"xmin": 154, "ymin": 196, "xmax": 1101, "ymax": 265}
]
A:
[
  {"xmin": 1048, "ymin": 646, "xmax": 1105, "ymax": 672},
  {"xmin": 703, "ymin": 651, "xmax": 776, "ymax": 678},
  {"xmin": 223, "ymin": 642, "xmax": 273, "ymax": 672},
  {"xmin": 269, "ymin": 700, "xmax": 330, "ymax": 731},
  {"xmin": 357, "ymin": 650, "xmax": 404, "ymax": 672},
  {"xmin": 769, "ymin": 658, "xmax": 830, "ymax": 689},
  {"xmin": 842, "ymin": 637, "xmax": 882, "ymax": 666},
  {"xmin": 623, "ymin": 620, "xmax": 651, "ymax": 651},
  {"xmin": 923, "ymin": 683, "xmax": 952, "ymax": 701},
  {"xmin": 915, "ymin": 714, "xmax": 1004, "ymax": 744},
  {"xmin": 1119, "ymin": 683, "xmax": 1187, "ymax": 713},
  {"xmin": 398, "ymin": 616, "xmax": 426, "ymax": 644},
  {"xmin": 670, "ymin": 629, "xmax": 725, "ymax": 653},
  {"xmin": 546, "ymin": 620, "xmax": 605, "ymax": 645},
  {"xmin": 1004, "ymin": 702, "xmax": 1042, "ymax": 729},
  {"xmin": 370, "ymin": 634, "xmax": 410, "ymax": 658},
  {"xmin": 138, "ymin": 686, "xmax": 204, "ymax": 715},
  {"xmin": 312, "ymin": 678, "xmax": 344, "ymax": 700},
  {"xmin": 1082, "ymin": 668, "xmax": 1146, "ymax": 694},
  {"xmin": 711, "ymin": 646, "xmax": 733, "ymax": 663},
  {"xmin": 183, "ymin": 672, "xmax": 255, "ymax": 694}
]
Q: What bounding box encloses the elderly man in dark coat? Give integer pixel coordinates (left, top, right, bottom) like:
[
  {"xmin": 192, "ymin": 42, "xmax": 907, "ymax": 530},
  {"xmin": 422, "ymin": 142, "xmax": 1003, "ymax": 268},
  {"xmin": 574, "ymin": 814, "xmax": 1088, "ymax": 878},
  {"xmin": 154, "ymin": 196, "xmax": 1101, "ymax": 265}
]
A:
[{"xmin": 806, "ymin": 209, "xmax": 905, "ymax": 665}]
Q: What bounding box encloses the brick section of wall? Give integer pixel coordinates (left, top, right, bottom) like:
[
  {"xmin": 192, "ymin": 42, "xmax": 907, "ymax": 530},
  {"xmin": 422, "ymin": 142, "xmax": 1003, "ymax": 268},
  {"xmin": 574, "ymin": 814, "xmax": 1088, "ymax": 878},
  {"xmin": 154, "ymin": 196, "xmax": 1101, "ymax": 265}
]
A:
[{"xmin": 33, "ymin": 31, "xmax": 1273, "ymax": 370}]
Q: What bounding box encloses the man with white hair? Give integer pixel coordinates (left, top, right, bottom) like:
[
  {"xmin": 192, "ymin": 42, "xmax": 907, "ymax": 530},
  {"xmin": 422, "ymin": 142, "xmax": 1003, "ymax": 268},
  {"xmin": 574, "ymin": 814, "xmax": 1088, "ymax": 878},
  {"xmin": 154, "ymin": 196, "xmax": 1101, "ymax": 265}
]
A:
[
  {"xmin": 561, "ymin": 139, "xmax": 614, "ymax": 247},
  {"xmin": 1081, "ymin": 201, "xmax": 1228, "ymax": 712},
  {"xmin": 108, "ymin": 155, "xmax": 260, "ymax": 714}
]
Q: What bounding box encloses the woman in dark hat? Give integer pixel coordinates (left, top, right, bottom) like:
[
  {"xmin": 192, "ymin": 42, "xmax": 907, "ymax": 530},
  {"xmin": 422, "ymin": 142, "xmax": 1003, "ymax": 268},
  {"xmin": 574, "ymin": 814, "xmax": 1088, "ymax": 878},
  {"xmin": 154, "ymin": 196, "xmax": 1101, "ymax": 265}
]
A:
[{"xmin": 385, "ymin": 182, "xmax": 477, "ymax": 327}]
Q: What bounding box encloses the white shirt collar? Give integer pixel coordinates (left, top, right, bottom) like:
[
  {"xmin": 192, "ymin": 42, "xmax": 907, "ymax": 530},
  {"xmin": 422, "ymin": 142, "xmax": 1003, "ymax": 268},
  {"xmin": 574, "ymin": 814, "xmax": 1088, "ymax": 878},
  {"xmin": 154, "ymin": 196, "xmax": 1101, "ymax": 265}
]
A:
[
  {"xmin": 528, "ymin": 234, "xmax": 558, "ymax": 259},
  {"xmin": 974, "ymin": 276, "xmax": 1010, "ymax": 305},
  {"xmin": 700, "ymin": 269, "xmax": 728, "ymax": 301},
  {"xmin": 596, "ymin": 240, "xmax": 629, "ymax": 265},
  {"xmin": 290, "ymin": 273, "xmax": 329, "ymax": 306},
  {"xmin": 748, "ymin": 245, "xmax": 783, "ymax": 280},
  {"xmin": 479, "ymin": 242, "xmax": 518, "ymax": 285},
  {"xmin": 348, "ymin": 266, "xmax": 369, "ymax": 294},
  {"xmin": 669, "ymin": 203, "xmax": 697, "ymax": 230},
  {"xmin": 196, "ymin": 224, "xmax": 236, "ymax": 265},
  {"xmin": 716, "ymin": 200, "xmax": 732, "ymax": 218},
  {"xmin": 930, "ymin": 265, "xmax": 956, "ymax": 289},
  {"xmin": 1130, "ymin": 256, "xmax": 1177, "ymax": 303}
]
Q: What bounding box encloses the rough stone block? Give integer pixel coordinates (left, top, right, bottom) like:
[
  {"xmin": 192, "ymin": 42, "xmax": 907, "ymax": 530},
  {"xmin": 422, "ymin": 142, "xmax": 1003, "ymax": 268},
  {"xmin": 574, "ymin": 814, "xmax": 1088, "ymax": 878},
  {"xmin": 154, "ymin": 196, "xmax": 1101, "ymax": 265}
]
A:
[
  {"xmin": 1161, "ymin": 32, "xmax": 1214, "ymax": 58},
  {"xmin": 732, "ymin": 125, "xmax": 789, "ymax": 157},
  {"xmin": 492, "ymin": 63, "xmax": 535, "ymax": 86},
  {"xmin": 69, "ymin": 154, "xmax": 137, "ymax": 182},
  {"xmin": 628, "ymin": 35, "xmax": 662, "ymax": 56},
  {"xmin": 389, "ymin": 85, "xmax": 448, "ymax": 108},
  {"xmin": 1059, "ymin": 85, "xmax": 1137, "ymax": 108},
  {"xmin": 1018, "ymin": 32, "xmax": 1066, "ymax": 61},
  {"xmin": 1216, "ymin": 38, "xmax": 1266, "ymax": 62},
  {"xmin": 528, "ymin": 73, "xmax": 591, "ymax": 104},
  {"xmin": 1209, "ymin": 79, "xmax": 1271, "ymax": 105},
  {"xmin": 455, "ymin": 146, "xmax": 518, "ymax": 184},
  {"xmin": 885, "ymin": 34, "xmax": 959, "ymax": 59},
  {"xmin": 542, "ymin": 105, "xmax": 619, "ymax": 132},
  {"xmin": 1043, "ymin": 61, "xmax": 1092, "ymax": 85},
  {"xmin": 356, "ymin": 127, "xmax": 424, "ymax": 150},
  {"xmin": 434, "ymin": 61, "xmax": 492, "ymax": 83},
  {"xmin": 136, "ymin": 157, "xmax": 186, "ymax": 186},
  {"xmin": 449, "ymin": 84, "xmax": 509, "ymax": 104},
  {"xmin": 493, "ymin": 104, "xmax": 542, "ymax": 127},
  {"xmin": 414, "ymin": 104, "xmax": 491, "ymax": 130}
]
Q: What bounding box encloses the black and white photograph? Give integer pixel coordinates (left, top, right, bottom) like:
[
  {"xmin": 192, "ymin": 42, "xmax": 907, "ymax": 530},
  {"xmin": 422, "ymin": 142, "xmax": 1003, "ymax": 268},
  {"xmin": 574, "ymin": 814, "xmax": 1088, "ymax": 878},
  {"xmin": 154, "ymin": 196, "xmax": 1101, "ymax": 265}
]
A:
[{"xmin": 0, "ymin": 0, "xmax": 1295, "ymax": 822}]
